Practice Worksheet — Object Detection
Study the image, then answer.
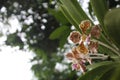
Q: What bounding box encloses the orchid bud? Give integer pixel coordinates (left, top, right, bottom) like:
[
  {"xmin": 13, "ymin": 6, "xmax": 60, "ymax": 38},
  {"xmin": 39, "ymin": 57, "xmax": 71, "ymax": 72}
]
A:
[
  {"xmin": 91, "ymin": 25, "xmax": 101, "ymax": 38},
  {"xmin": 79, "ymin": 20, "xmax": 91, "ymax": 34}
]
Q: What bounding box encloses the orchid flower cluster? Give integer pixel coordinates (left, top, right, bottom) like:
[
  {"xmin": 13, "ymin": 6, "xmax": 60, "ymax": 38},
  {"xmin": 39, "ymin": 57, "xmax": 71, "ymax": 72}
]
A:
[{"xmin": 66, "ymin": 20, "xmax": 107, "ymax": 73}]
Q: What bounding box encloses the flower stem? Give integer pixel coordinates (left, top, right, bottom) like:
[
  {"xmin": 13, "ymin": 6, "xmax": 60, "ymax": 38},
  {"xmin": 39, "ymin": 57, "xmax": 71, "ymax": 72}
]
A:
[
  {"xmin": 90, "ymin": 56, "xmax": 108, "ymax": 60},
  {"xmin": 101, "ymin": 33, "xmax": 119, "ymax": 50},
  {"xmin": 92, "ymin": 39, "xmax": 120, "ymax": 57}
]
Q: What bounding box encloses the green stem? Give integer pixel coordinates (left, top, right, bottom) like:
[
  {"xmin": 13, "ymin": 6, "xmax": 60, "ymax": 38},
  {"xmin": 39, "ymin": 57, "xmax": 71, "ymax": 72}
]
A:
[
  {"xmin": 101, "ymin": 33, "xmax": 119, "ymax": 51},
  {"xmin": 92, "ymin": 39, "xmax": 120, "ymax": 57}
]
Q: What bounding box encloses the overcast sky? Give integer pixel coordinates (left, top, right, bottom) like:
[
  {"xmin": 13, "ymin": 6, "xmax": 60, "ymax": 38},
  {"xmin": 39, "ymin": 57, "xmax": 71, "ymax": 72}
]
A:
[
  {"xmin": 0, "ymin": 13, "xmax": 35, "ymax": 80},
  {"xmin": 0, "ymin": 46, "xmax": 34, "ymax": 80}
]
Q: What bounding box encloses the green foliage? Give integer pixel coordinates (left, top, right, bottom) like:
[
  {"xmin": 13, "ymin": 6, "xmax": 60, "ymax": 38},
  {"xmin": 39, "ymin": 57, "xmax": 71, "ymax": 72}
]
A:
[
  {"xmin": 59, "ymin": 28, "xmax": 71, "ymax": 48},
  {"xmin": 59, "ymin": 0, "xmax": 119, "ymax": 55},
  {"xmin": 60, "ymin": 5, "xmax": 79, "ymax": 30},
  {"xmin": 49, "ymin": 26, "xmax": 69, "ymax": 40},
  {"xmin": 1, "ymin": 0, "xmax": 120, "ymax": 80},
  {"xmin": 78, "ymin": 62, "xmax": 120, "ymax": 80},
  {"xmin": 49, "ymin": 26, "xmax": 71, "ymax": 48},
  {"xmin": 59, "ymin": 0, "xmax": 91, "ymax": 32},
  {"xmin": 58, "ymin": 0, "xmax": 120, "ymax": 80},
  {"xmin": 48, "ymin": 8, "xmax": 69, "ymax": 24},
  {"xmin": 90, "ymin": 0, "xmax": 108, "ymax": 26},
  {"xmin": 78, "ymin": 63, "xmax": 114, "ymax": 80},
  {"xmin": 104, "ymin": 8, "xmax": 120, "ymax": 48},
  {"xmin": 5, "ymin": 32, "xmax": 24, "ymax": 49}
]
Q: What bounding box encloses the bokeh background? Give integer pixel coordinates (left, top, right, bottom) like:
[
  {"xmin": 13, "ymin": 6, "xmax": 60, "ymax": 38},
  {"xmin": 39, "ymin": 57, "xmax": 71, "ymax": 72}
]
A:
[{"xmin": 0, "ymin": 0, "xmax": 120, "ymax": 80}]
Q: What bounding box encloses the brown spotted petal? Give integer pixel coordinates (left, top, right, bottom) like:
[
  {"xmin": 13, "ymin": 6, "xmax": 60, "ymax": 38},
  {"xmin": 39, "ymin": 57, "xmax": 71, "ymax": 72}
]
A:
[
  {"xmin": 76, "ymin": 42, "xmax": 88, "ymax": 54},
  {"xmin": 89, "ymin": 41, "xmax": 98, "ymax": 53},
  {"xmin": 66, "ymin": 47, "xmax": 81, "ymax": 60},
  {"xmin": 69, "ymin": 31, "xmax": 81, "ymax": 44},
  {"xmin": 72, "ymin": 47, "xmax": 81, "ymax": 59},
  {"xmin": 66, "ymin": 52, "xmax": 74, "ymax": 60},
  {"xmin": 91, "ymin": 25, "xmax": 101, "ymax": 38},
  {"xmin": 79, "ymin": 20, "xmax": 91, "ymax": 33}
]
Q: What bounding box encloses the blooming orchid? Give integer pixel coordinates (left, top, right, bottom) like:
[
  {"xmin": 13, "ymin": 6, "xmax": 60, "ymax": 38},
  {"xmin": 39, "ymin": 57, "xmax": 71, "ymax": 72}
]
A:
[{"xmin": 66, "ymin": 20, "xmax": 108, "ymax": 73}]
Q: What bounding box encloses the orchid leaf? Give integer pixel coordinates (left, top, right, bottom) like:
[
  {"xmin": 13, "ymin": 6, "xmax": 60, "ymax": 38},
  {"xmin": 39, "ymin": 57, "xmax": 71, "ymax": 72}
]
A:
[
  {"xmin": 49, "ymin": 26, "xmax": 69, "ymax": 39},
  {"xmin": 104, "ymin": 8, "xmax": 120, "ymax": 49},
  {"xmin": 78, "ymin": 62, "xmax": 117, "ymax": 80},
  {"xmin": 59, "ymin": 0, "xmax": 91, "ymax": 33},
  {"xmin": 90, "ymin": 0, "xmax": 108, "ymax": 26}
]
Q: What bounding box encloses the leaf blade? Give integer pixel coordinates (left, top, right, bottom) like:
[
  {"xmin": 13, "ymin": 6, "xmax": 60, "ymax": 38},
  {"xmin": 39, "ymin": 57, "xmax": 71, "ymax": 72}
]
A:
[{"xmin": 49, "ymin": 26, "xmax": 69, "ymax": 40}]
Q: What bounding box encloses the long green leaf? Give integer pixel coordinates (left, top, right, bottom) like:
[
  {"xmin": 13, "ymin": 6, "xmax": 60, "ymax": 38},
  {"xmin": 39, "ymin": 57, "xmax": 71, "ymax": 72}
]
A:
[
  {"xmin": 48, "ymin": 8, "xmax": 69, "ymax": 24},
  {"xmin": 104, "ymin": 8, "xmax": 120, "ymax": 49},
  {"xmin": 68, "ymin": 0, "xmax": 90, "ymax": 20},
  {"xmin": 90, "ymin": 0, "xmax": 108, "ymax": 29},
  {"xmin": 78, "ymin": 63, "xmax": 116, "ymax": 80},
  {"xmin": 98, "ymin": 67, "xmax": 115, "ymax": 80},
  {"xmin": 60, "ymin": 5, "xmax": 78, "ymax": 28},
  {"xmin": 59, "ymin": 0, "xmax": 91, "ymax": 32},
  {"xmin": 59, "ymin": 28, "xmax": 71, "ymax": 48},
  {"xmin": 87, "ymin": 61, "xmax": 113, "ymax": 69},
  {"xmin": 78, "ymin": 65, "xmax": 111, "ymax": 80},
  {"xmin": 98, "ymin": 63, "xmax": 120, "ymax": 80},
  {"xmin": 60, "ymin": 0, "xmax": 86, "ymax": 24},
  {"xmin": 111, "ymin": 64, "xmax": 120, "ymax": 80},
  {"xmin": 49, "ymin": 26, "xmax": 69, "ymax": 39}
]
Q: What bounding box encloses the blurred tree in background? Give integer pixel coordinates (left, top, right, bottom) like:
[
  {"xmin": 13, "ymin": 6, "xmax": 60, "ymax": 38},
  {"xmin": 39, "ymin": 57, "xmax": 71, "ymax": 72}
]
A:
[
  {"xmin": 0, "ymin": 0, "xmax": 120, "ymax": 80},
  {"xmin": 0, "ymin": 0, "xmax": 74, "ymax": 80}
]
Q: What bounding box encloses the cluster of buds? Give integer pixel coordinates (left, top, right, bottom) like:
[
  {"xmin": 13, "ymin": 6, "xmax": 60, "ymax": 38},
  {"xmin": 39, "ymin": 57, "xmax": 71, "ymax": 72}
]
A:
[{"xmin": 66, "ymin": 20, "xmax": 107, "ymax": 73}]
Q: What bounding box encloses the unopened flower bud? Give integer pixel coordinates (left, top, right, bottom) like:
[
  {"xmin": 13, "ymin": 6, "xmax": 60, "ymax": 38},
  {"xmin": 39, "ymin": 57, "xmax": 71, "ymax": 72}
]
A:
[
  {"xmin": 79, "ymin": 20, "xmax": 91, "ymax": 33},
  {"xmin": 91, "ymin": 25, "xmax": 101, "ymax": 38}
]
